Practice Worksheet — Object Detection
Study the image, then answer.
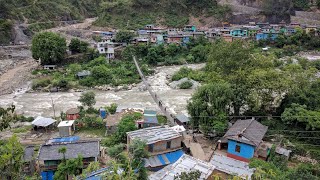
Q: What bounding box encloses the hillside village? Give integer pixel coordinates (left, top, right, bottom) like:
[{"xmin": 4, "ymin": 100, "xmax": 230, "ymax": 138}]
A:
[
  {"xmin": 94, "ymin": 22, "xmax": 320, "ymax": 61},
  {"xmin": 1, "ymin": 15, "xmax": 320, "ymax": 180}
]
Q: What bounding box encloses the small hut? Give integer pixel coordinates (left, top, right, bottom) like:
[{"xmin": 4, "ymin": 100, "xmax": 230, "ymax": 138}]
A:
[
  {"xmin": 31, "ymin": 116, "xmax": 56, "ymax": 131},
  {"xmin": 58, "ymin": 120, "xmax": 75, "ymax": 137}
]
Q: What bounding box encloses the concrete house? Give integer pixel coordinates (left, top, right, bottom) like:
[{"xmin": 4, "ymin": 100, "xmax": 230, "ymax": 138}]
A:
[
  {"xmin": 222, "ymin": 34, "xmax": 233, "ymax": 42},
  {"xmin": 136, "ymin": 109, "xmax": 159, "ymax": 129},
  {"xmin": 220, "ymin": 28, "xmax": 231, "ymax": 35},
  {"xmin": 167, "ymin": 34, "xmax": 184, "ymax": 44},
  {"xmin": 244, "ymin": 26, "xmax": 260, "ymax": 37},
  {"xmin": 230, "ymin": 28, "xmax": 248, "ymax": 37},
  {"xmin": 38, "ymin": 141, "xmax": 100, "ymax": 179},
  {"xmin": 256, "ymin": 32, "xmax": 278, "ymax": 41},
  {"xmin": 127, "ymin": 126, "xmax": 183, "ymax": 155},
  {"xmin": 305, "ymin": 25, "xmax": 317, "ymax": 34},
  {"xmin": 127, "ymin": 126, "xmax": 184, "ymax": 170},
  {"xmin": 184, "ymin": 25, "xmax": 197, "ymax": 32},
  {"xmin": 218, "ymin": 119, "xmax": 268, "ymax": 162},
  {"xmin": 66, "ymin": 108, "xmax": 80, "ymax": 120},
  {"xmin": 106, "ymin": 47, "xmax": 115, "ymax": 60},
  {"xmin": 96, "ymin": 40, "xmax": 116, "ymax": 60}
]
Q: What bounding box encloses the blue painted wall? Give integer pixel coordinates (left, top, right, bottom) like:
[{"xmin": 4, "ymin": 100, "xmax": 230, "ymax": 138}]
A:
[
  {"xmin": 41, "ymin": 171, "xmax": 54, "ymax": 180},
  {"xmin": 227, "ymin": 140, "xmax": 255, "ymax": 159},
  {"xmin": 256, "ymin": 33, "xmax": 278, "ymax": 41}
]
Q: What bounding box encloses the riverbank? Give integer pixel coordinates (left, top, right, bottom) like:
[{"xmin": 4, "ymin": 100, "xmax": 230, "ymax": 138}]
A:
[{"xmin": 0, "ymin": 64, "xmax": 205, "ymax": 117}]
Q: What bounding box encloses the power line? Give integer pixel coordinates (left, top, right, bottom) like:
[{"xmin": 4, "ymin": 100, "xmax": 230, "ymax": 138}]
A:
[{"xmin": 189, "ymin": 115, "xmax": 320, "ymax": 118}]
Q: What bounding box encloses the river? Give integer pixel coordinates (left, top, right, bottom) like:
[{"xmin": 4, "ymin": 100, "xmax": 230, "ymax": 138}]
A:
[{"xmin": 0, "ymin": 64, "xmax": 204, "ymax": 117}]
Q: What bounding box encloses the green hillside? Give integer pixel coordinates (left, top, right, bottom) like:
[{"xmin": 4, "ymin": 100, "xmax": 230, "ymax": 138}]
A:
[
  {"xmin": 94, "ymin": 0, "xmax": 230, "ymax": 29},
  {"xmin": 0, "ymin": 0, "xmax": 101, "ymax": 44},
  {"xmin": 0, "ymin": 0, "xmax": 230, "ymax": 44}
]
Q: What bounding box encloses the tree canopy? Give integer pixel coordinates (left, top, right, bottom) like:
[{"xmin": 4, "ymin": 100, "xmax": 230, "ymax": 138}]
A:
[
  {"xmin": 69, "ymin": 38, "xmax": 89, "ymax": 54},
  {"xmin": 114, "ymin": 30, "xmax": 134, "ymax": 43},
  {"xmin": 79, "ymin": 91, "xmax": 96, "ymax": 108},
  {"xmin": 0, "ymin": 135, "xmax": 24, "ymax": 179},
  {"xmin": 31, "ymin": 32, "xmax": 67, "ymax": 65}
]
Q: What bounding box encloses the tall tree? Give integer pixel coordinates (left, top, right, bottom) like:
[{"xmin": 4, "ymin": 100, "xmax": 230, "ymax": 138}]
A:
[
  {"xmin": 187, "ymin": 82, "xmax": 232, "ymax": 135},
  {"xmin": 31, "ymin": 32, "xmax": 66, "ymax": 65},
  {"xmin": 58, "ymin": 147, "xmax": 67, "ymax": 161},
  {"xmin": 0, "ymin": 105, "xmax": 16, "ymax": 131},
  {"xmin": 128, "ymin": 139, "xmax": 149, "ymax": 180},
  {"xmin": 79, "ymin": 91, "xmax": 96, "ymax": 108},
  {"xmin": 115, "ymin": 30, "xmax": 134, "ymax": 43},
  {"xmin": 0, "ymin": 135, "xmax": 24, "ymax": 179},
  {"xmin": 54, "ymin": 155, "xmax": 83, "ymax": 180}
]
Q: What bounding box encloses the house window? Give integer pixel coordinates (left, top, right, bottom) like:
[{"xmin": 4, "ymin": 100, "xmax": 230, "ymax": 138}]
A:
[
  {"xmin": 166, "ymin": 141, "xmax": 171, "ymax": 149},
  {"xmin": 148, "ymin": 144, "xmax": 153, "ymax": 152},
  {"xmin": 235, "ymin": 145, "xmax": 241, "ymax": 153}
]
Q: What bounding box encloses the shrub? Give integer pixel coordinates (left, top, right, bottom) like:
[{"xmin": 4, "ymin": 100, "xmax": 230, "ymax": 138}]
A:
[
  {"xmin": 80, "ymin": 116, "xmax": 104, "ymax": 128},
  {"xmin": 79, "ymin": 77, "xmax": 96, "ymax": 87},
  {"xmin": 107, "ymin": 143, "xmax": 125, "ymax": 158},
  {"xmin": 172, "ymin": 67, "xmax": 193, "ymax": 81},
  {"xmin": 32, "ymin": 79, "xmax": 51, "ymax": 89},
  {"xmin": 106, "ymin": 103, "xmax": 118, "ymax": 115},
  {"xmin": 179, "ymin": 80, "xmax": 193, "ymax": 89}
]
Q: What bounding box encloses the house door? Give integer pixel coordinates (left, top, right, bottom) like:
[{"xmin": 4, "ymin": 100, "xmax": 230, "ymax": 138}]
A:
[{"xmin": 148, "ymin": 144, "xmax": 154, "ymax": 152}]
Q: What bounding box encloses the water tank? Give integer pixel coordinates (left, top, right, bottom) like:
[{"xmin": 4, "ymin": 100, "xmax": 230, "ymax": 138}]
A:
[{"xmin": 100, "ymin": 108, "xmax": 107, "ymax": 119}]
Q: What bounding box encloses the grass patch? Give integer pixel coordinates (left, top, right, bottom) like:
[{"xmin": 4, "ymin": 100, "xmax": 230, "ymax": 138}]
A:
[
  {"xmin": 12, "ymin": 126, "xmax": 32, "ymax": 133},
  {"xmin": 77, "ymin": 127, "xmax": 106, "ymax": 137}
]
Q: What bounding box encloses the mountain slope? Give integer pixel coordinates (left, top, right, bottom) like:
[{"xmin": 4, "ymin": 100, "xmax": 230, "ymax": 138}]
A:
[
  {"xmin": 94, "ymin": 0, "xmax": 231, "ymax": 29},
  {"xmin": 0, "ymin": 0, "xmax": 101, "ymax": 44}
]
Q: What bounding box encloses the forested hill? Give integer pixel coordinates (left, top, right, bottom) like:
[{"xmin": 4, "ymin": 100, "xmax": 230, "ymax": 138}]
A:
[
  {"xmin": 0, "ymin": 0, "xmax": 101, "ymax": 44},
  {"xmin": 93, "ymin": 0, "xmax": 231, "ymax": 29},
  {"xmin": 0, "ymin": 0, "xmax": 100, "ymax": 22},
  {"xmin": 0, "ymin": 0, "xmax": 230, "ymax": 44}
]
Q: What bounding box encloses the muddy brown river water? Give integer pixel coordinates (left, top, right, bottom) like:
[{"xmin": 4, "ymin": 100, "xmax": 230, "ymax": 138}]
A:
[{"xmin": 0, "ymin": 64, "xmax": 204, "ymax": 117}]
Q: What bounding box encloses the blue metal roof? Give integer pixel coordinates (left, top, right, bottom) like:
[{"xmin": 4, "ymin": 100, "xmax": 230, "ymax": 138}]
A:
[
  {"xmin": 144, "ymin": 116, "xmax": 158, "ymax": 124},
  {"xmin": 166, "ymin": 150, "xmax": 184, "ymax": 163},
  {"xmin": 48, "ymin": 136, "xmax": 80, "ymax": 143},
  {"xmin": 145, "ymin": 150, "xmax": 184, "ymax": 168}
]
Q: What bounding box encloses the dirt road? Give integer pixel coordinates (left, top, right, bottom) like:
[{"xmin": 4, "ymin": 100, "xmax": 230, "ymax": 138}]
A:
[
  {"xmin": 0, "ymin": 59, "xmax": 37, "ymax": 95},
  {"xmin": 0, "ymin": 18, "xmax": 96, "ymax": 95}
]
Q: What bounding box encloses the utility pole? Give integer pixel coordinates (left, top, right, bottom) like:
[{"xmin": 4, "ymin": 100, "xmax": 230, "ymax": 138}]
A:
[{"xmin": 51, "ymin": 97, "xmax": 56, "ymax": 119}]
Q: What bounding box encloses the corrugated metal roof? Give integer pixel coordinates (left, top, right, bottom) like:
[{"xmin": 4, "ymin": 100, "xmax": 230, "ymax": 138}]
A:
[
  {"xmin": 148, "ymin": 154, "xmax": 215, "ymax": 180},
  {"xmin": 175, "ymin": 114, "xmax": 190, "ymax": 123},
  {"xmin": 145, "ymin": 150, "xmax": 184, "ymax": 168},
  {"xmin": 210, "ymin": 154, "xmax": 254, "ymax": 180},
  {"xmin": 38, "ymin": 141, "xmax": 100, "ymax": 161},
  {"xmin": 32, "ymin": 116, "xmax": 56, "ymax": 127},
  {"xmin": 127, "ymin": 126, "xmax": 182, "ymax": 145},
  {"xmin": 222, "ymin": 119, "xmax": 268, "ymax": 147},
  {"xmin": 58, "ymin": 120, "xmax": 75, "ymax": 127},
  {"xmin": 77, "ymin": 70, "xmax": 91, "ymax": 77}
]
